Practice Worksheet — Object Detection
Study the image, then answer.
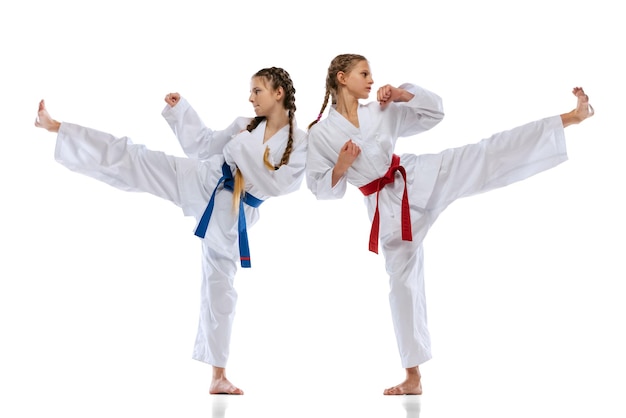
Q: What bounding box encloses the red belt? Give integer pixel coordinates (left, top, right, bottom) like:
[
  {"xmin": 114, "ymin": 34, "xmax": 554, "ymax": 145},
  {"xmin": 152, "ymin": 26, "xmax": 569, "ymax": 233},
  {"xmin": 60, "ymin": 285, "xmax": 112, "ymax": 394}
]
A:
[{"xmin": 358, "ymin": 154, "xmax": 413, "ymax": 254}]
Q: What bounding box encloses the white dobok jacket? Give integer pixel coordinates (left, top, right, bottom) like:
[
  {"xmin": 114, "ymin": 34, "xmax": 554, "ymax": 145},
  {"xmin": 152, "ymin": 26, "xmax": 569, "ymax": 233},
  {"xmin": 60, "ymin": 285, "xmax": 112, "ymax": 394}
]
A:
[{"xmin": 305, "ymin": 83, "xmax": 568, "ymax": 367}]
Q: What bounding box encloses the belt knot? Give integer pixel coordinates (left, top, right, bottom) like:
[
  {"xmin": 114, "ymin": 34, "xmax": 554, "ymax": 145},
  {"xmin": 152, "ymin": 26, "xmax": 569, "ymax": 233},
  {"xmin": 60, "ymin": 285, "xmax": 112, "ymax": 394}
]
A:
[{"xmin": 358, "ymin": 154, "xmax": 412, "ymax": 253}]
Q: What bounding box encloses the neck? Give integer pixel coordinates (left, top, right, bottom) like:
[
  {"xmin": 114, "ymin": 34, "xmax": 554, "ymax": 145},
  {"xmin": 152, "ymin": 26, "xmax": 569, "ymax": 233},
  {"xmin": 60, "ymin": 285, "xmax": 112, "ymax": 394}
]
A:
[
  {"xmin": 263, "ymin": 110, "xmax": 290, "ymax": 143},
  {"xmin": 265, "ymin": 109, "xmax": 289, "ymax": 131},
  {"xmin": 335, "ymin": 93, "xmax": 359, "ymax": 119}
]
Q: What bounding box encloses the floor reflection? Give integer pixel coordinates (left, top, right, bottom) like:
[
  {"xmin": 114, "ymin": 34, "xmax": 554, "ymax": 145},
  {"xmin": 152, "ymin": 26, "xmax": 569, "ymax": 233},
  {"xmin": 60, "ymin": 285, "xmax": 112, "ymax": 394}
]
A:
[
  {"xmin": 402, "ymin": 395, "xmax": 421, "ymax": 418},
  {"xmin": 209, "ymin": 393, "xmax": 421, "ymax": 417},
  {"xmin": 211, "ymin": 395, "xmax": 229, "ymax": 418}
]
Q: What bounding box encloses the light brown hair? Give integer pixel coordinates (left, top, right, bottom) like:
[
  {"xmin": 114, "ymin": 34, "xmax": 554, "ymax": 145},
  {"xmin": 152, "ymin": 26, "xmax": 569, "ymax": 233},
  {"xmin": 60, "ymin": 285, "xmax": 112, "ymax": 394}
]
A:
[{"xmin": 308, "ymin": 54, "xmax": 367, "ymax": 130}]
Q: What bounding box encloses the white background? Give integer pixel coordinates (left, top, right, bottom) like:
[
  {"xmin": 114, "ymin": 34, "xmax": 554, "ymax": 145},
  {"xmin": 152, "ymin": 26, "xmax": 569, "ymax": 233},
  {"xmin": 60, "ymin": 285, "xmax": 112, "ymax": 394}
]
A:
[{"xmin": 1, "ymin": 1, "xmax": 624, "ymax": 417}]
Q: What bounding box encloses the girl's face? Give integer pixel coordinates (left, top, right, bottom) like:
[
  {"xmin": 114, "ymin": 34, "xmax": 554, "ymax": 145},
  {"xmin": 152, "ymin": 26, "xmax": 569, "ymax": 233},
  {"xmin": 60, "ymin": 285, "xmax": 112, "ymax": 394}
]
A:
[
  {"xmin": 249, "ymin": 76, "xmax": 283, "ymax": 117},
  {"xmin": 341, "ymin": 60, "xmax": 374, "ymax": 100}
]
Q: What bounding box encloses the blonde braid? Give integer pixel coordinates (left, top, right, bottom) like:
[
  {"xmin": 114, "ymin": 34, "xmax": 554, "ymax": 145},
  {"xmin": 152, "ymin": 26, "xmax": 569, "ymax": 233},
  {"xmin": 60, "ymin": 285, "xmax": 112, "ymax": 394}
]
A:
[
  {"xmin": 231, "ymin": 67, "xmax": 298, "ymax": 211},
  {"xmin": 230, "ymin": 117, "xmax": 263, "ymax": 212}
]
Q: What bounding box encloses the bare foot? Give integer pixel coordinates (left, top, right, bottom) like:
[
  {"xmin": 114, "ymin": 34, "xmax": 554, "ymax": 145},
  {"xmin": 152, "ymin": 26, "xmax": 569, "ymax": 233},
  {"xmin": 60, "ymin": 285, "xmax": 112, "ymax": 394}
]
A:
[
  {"xmin": 34, "ymin": 100, "xmax": 61, "ymax": 133},
  {"xmin": 210, "ymin": 367, "xmax": 243, "ymax": 395},
  {"xmin": 383, "ymin": 367, "xmax": 422, "ymax": 395},
  {"xmin": 561, "ymin": 87, "xmax": 594, "ymax": 127},
  {"xmin": 209, "ymin": 377, "xmax": 244, "ymax": 395}
]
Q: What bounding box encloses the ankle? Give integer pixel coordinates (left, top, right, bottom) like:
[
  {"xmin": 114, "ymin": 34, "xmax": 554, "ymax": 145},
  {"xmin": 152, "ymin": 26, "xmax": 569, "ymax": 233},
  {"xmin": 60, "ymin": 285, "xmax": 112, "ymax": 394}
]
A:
[
  {"xmin": 212, "ymin": 366, "xmax": 227, "ymax": 380},
  {"xmin": 560, "ymin": 110, "xmax": 581, "ymax": 128},
  {"xmin": 406, "ymin": 366, "xmax": 421, "ymax": 378},
  {"xmin": 49, "ymin": 120, "xmax": 61, "ymax": 133}
]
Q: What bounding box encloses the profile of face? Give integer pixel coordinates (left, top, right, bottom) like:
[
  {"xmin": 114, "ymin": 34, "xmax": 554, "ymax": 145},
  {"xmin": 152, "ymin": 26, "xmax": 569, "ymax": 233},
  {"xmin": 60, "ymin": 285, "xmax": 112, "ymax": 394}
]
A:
[
  {"xmin": 249, "ymin": 76, "xmax": 284, "ymax": 117},
  {"xmin": 337, "ymin": 59, "xmax": 374, "ymax": 100}
]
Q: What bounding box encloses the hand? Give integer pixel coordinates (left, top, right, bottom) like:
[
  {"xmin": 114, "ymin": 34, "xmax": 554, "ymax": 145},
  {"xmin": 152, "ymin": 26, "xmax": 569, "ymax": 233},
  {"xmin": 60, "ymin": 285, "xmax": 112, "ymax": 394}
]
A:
[
  {"xmin": 337, "ymin": 139, "xmax": 361, "ymax": 167},
  {"xmin": 377, "ymin": 84, "xmax": 413, "ymax": 109},
  {"xmin": 332, "ymin": 139, "xmax": 361, "ymax": 186},
  {"xmin": 164, "ymin": 92, "xmax": 181, "ymax": 107}
]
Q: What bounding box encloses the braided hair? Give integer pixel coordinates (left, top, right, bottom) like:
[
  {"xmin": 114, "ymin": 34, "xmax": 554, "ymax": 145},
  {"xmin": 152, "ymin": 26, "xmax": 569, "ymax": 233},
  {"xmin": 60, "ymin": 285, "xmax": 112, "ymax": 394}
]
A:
[
  {"xmin": 308, "ymin": 54, "xmax": 367, "ymax": 130},
  {"xmin": 233, "ymin": 67, "xmax": 298, "ymax": 211}
]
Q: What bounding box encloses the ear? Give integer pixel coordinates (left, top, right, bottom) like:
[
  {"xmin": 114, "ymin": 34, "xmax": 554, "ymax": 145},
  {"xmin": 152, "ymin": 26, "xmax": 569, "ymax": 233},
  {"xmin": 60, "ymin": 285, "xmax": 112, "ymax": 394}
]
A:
[
  {"xmin": 336, "ymin": 71, "xmax": 347, "ymax": 86},
  {"xmin": 274, "ymin": 86, "xmax": 284, "ymax": 101}
]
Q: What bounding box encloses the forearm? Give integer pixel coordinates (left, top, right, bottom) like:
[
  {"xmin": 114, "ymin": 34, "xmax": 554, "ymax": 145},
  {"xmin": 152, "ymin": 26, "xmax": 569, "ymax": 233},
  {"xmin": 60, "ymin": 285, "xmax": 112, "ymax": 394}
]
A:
[
  {"xmin": 162, "ymin": 98, "xmax": 219, "ymax": 159},
  {"xmin": 395, "ymin": 88, "xmax": 415, "ymax": 103},
  {"xmin": 331, "ymin": 164, "xmax": 349, "ymax": 187}
]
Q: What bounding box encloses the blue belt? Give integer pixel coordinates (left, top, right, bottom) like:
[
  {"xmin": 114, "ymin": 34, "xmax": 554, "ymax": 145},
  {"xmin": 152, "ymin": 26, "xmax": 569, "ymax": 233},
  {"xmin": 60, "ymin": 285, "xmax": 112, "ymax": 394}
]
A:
[{"xmin": 194, "ymin": 162, "xmax": 264, "ymax": 268}]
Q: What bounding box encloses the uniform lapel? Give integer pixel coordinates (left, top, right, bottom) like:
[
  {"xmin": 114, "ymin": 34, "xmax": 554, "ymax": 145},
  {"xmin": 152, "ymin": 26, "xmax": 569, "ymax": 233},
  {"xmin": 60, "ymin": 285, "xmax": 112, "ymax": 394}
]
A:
[{"xmin": 329, "ymin": 107, "xmax": 361, "ymax": 142}]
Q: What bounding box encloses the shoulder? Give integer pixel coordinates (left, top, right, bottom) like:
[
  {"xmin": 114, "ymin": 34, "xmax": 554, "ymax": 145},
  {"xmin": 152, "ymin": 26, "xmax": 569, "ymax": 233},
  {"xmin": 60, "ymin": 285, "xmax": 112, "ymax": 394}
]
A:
[
  {"xmin": 360, "ymin": 100, "xmax": 386, "ymax": 115},
  {"xmin": 233, "ymin": 116, "xmax": 253, "ymax": 130},
  {"xmin": 306, "ymin": 120, "xmax": 327, "ymax": 140},
  {"xmin": 294, "ymin": 126, "xmax": 307, "ymax": 139},
  {"xmin": 221, "ymin": 117, "xmax": 254, "ymax": 139},
  {"xmin": 288, "ymin": 122, "xmax": 307, "ymax": 144}
]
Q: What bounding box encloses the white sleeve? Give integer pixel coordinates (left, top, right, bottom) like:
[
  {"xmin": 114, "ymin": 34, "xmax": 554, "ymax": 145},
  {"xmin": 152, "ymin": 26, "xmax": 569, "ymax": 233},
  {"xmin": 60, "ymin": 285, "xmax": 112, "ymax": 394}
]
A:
[
  {"xmin": 393, "ymin": 83, "xmax": 445, "ymax": 138},
  {"xmin": 305, "ymin": 128, "xmax": 347, "ymax": 200},
  {"xmin": 161, "ymin": 97, "xmax": 244, "ymax": 159}
]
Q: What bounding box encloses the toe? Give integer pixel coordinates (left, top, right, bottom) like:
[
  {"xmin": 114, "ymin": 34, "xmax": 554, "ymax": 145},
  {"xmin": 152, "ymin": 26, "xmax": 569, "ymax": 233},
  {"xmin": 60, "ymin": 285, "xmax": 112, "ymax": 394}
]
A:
[{"xmin": 384, "ymin": 386, "xmax": 403, "ymax": 395}]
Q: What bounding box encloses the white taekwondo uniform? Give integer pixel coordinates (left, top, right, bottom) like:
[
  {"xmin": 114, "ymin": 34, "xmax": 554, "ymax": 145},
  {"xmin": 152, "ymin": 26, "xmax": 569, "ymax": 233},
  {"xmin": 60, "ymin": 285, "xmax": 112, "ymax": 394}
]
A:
[
  {"xmin": 305, "ymin": 83, "xmax": 567, "ymax": 368},
  {"xmin": 54, "ymin": 97, "xmax": 307, "ymax": 367}
]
